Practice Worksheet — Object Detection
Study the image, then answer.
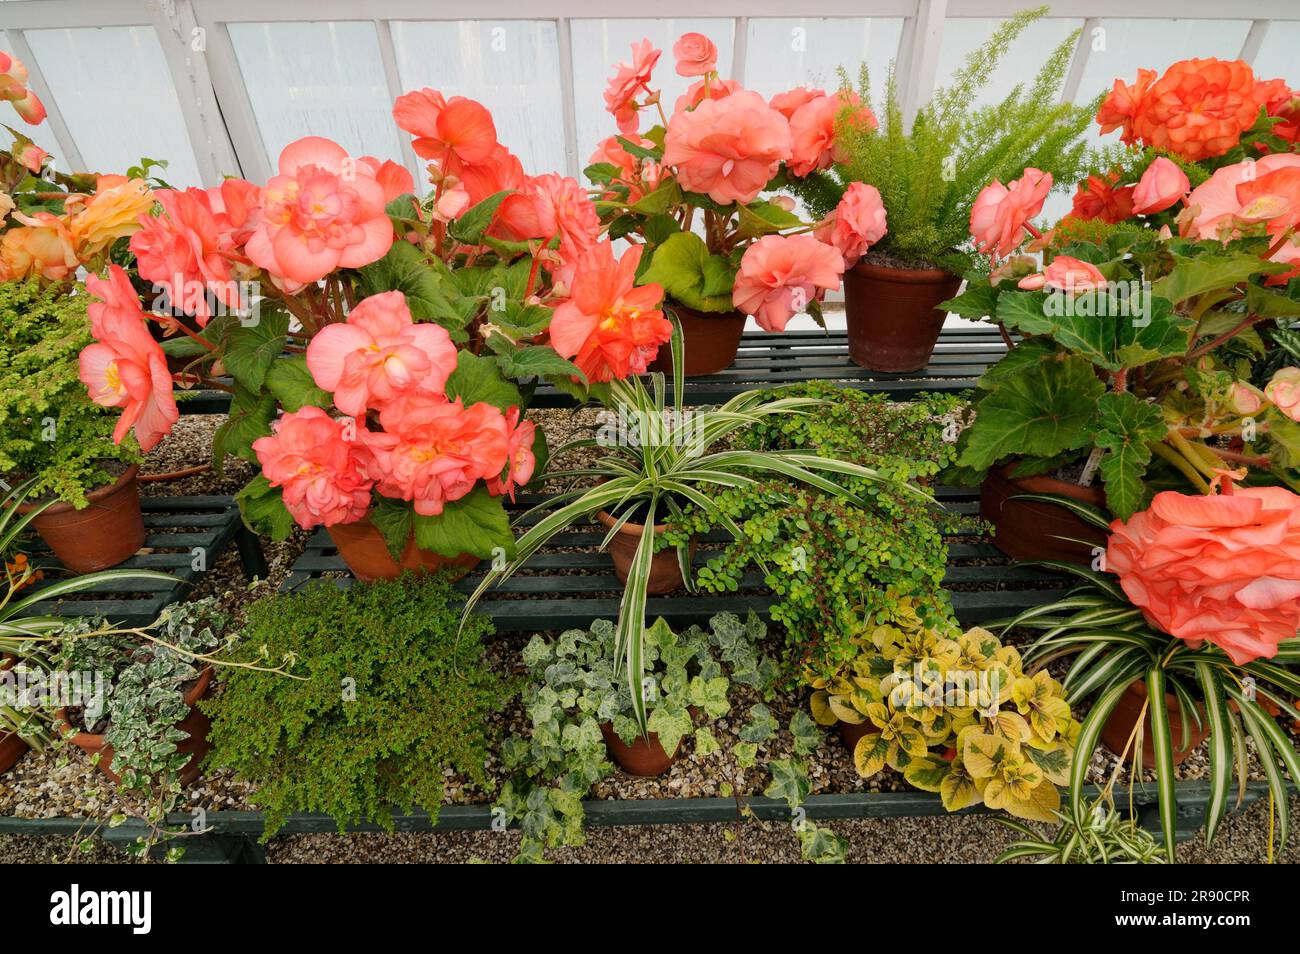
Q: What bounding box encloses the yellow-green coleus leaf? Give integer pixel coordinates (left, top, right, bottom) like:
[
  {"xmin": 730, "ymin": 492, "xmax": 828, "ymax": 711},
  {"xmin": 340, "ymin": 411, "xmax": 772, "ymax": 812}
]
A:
[
  {"xmin": 903, "ymin": 756, "xmax": 951, "ymax": 793},
  {"xmin": 809, "ymin": 690, "xmax": 837, "ymax": 726},
  {"xmin": 854, "ymin": 731, "xmax": 890, "ymax": 778},
  {"xmin": 1024, "ymin": 740, "xmax": 1072, "ymax": 787}
]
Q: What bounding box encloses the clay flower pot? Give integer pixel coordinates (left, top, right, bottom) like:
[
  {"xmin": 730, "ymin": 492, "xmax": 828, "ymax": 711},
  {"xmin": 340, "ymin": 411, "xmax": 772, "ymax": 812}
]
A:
[
  {"xmin": 980, "ymin": 463, "xmax": 1108, "ymax": 564},
  {"xmin": 327, "ymin": 515, "xmax": 480, "ymax": 583},
  {"xmin": 58, "ymin": 666, "xmax": 215, "ymax": 786},
  {"xmin": 0, "ymin": 654, "xmax": 29, "ymax": 774},
  {"xmin": 838, "ymin": 718, "xmax": 877, "ymax": 753},
  {"xmin": 596, "ymin": 510, "xmax": 696, "ymax": 595},
  {"xmin": 649, "ymin": 303, "xmax": 746, "ymax": 377},
  {"xmin": 843, "ymin": 261, "xmax": 963, "ymax": 372},
  {"xmin": 19, "ymin": 465, "xmax": 145, "ymax": 573},
  {"xmin": 600, "ymin": 721, "xmax": 685, "ymax": 777},
  {"xmin": 1101, "ymin": 680, "xmax": 1209, "ymax": 768}
]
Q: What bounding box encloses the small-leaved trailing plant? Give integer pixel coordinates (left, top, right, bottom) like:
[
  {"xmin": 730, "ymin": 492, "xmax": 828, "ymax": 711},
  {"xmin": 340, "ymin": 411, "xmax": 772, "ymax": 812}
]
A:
[
  {"xmin": 0, "ymin": 279, "xmax": 142, "ymax": 507},
  {"xmin": 204, "ymin": 575, "xmax": 507, "ymax": 841},
  {"xmin": 788, "ymin": 5, "xmax": 1096, "ymax": 273},
  {"xmin": 496, "ymin": 613, "xmax": 846, "ymax": 863},
  {"xmin": 462, "ymin": 361, "xmax": 923, "ymax": 734},
  {"xmin": 995, "ymin": 798, "xmax": 1167, "ymax": 864},
  {"xmin": 808, "ymin": 601, "xmax": 1080, "ymax": 821}
]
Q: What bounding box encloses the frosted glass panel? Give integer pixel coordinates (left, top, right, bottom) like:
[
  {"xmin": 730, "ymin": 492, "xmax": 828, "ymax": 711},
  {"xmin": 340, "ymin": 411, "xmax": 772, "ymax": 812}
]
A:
[
  {"xmin": 230, "ymin": 21, "xmax": 403, "ymax": 170},
  {"xmin": 0, "ymin": 29, "xmax": 66, "ymax": 174},
  {"xmin": 743, "ymin": 18, "xmax": 904, "ymax": 98},
  {"xmin": 392, "ymin": 21, "xmax": 565, "ymax": 178},
  {"xmin": 936, "ymin": 17, "xmax": 1085, "ymax": 109},
  {"xmin": 22, "ymin": 26, "xmax": 200, "ymax": 186},
  {"xmin": 1251, "ymin": 21, "xmax": 1300, "ymax": 83},
  {"xmin": 571, "ymin": 18, "xmax": 734, "ymax": 166}
]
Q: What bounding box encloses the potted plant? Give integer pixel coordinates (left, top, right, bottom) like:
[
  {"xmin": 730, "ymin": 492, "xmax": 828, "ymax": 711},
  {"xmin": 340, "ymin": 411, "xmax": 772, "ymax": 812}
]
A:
[
  {"xmin": 786, "ymin": 6, "xmax": 1095, "ymax": 372},
  {"xmin": 1004, "ymin": 479, "xmax": 1300, "ymax": 860},
  {"xmin": 204, "ymin": 575, "xmax": 506, "ymax": 841},
  {"xmin": 462, "ymin": 354, "xmax": 921, "ymax": 731},
  {"xmin": 0, "ymin": 480, "xmax": 177, "ymax": 773},
  {"xmin": 995, "ymin": 797, "xmax": 1167, "ymax": 864},
  {"xmin": 584, "ymin": 33, "xmax": 864, "ymax": 375}
]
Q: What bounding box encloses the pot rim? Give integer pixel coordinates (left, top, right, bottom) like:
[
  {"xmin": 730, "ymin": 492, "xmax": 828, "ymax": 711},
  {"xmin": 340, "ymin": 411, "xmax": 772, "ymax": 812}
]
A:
[
  {"xmin": 992, "ymin": 461, "xmax": 1108, "ymax": 506},
  {"xmin": 17, "ymin": 464, "xmax": 140, "ymax": 518},
  {"xmin": 56, "ymin": 665, "xmax": 214, "ymax": 748},
  {"xmin": 596, "ymin": 508, "xmax": 670, "ymax": 536},
  {"xmin": 849, "ymin": 260, "xmax": 961, "ymax": 284},
  {"xmin": 662, "ymin": 300, "xmax": 747, "ymax": 322}
]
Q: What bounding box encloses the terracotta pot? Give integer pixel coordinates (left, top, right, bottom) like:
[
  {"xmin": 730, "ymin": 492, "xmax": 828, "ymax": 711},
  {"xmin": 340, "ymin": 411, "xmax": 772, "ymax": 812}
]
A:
[
  {"xmin": 1101, "ymin": 680, "xmax": 1209, "ymax": 769},
  {"xmin": 649, "ymin": 304, "xmax": 746, "ymax": 377},
  {"xmin": 838, "ymin": 719, "xmax": 877, "ymax": 753},
  {"xmin": 844, "ymin": 262, "xmax": 963, "ymax": 372},
  {"xmin": 596, "ymin": 510, "xmax": 696, "ymax": 595},
  {"xmin": 0, "ymin": 654, "xmax": 28, "ymax": 774},
  {"xmin": 18, "ymin": 465, "xmax": 144, "ymax": 573},
  {"xmin": 327, "ymin": 516, "xmax": 480, "ymax": 583},
  {"xmin": 980, "ymin": 463, "xmax": 1108, "ymax": 564},
  {"xmin": 58, "ymin": 666, "xmax": 215, "ymax": 786},
  {"xmin": 600, "ymin": 721, "xmax": 685, "ymax": 777}
]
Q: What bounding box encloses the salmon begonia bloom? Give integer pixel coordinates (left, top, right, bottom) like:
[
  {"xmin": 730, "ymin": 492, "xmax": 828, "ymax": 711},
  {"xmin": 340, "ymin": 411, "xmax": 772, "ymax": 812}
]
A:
[
  {"xmin": 359, "ymin": 156, "xmax": 416, "ymax": 203},
  {"xmin": 486, "ymin": 406, "xmax": 537, "ymax": 501},
  {"xmin": 733, "ymin": 233, "xmax": 845, "ymax": 332},
  {"xmin": 0, "ymin": 51, "xmax": 46, "ymax": 125},
  {"xmin": 16, "ymin": 143, "xmax": 48, "ymax": 174},
  {"xmin": 1106, "ymin": 488, "xmax": 1300, "ymax": 664},
  {"xmin": 663, "ymin": 89, "xmax": 791, "ymax": 205},
  {"xmin": 456, "ymin": 143, "xmax": 526, "ymax": 206},
  {"xmin": 1070, "ymin": 172, "xmax": 1135, "ymax": 224},
  {"xmin": 673, "ymin": 33, "xmax": 717, "ymax": 78},
  {"xmin": 1095, "ymin": 68, "xmax": 1156, "ymax": 145},
  {"xmin": 69, "ymin": 176, "xmax": 153, "ymax": 258},
  {"xmin": 130, "ymin": 188, "xmax": 241, "ymax": 326},
  {"xmin": 1016, "ymin": 255, "xmax": 1107, "ymax": 293},
  {"xmin": 495, "ymin": 173, "xmax": 600, "ymax": 261},
  {"xmin": 969, "ymin": 168, "xmax": 1052, "ymax": 257},
  {"xmin": 0, "ymin": 212, "xmax": 78, "ymax": 281},
  {"xmin": 1181, "ymin": 154, "xmax": 1300, "ymax": 241},
  {"xmin": 588, "ymin": 135, "xmax": 659, "ymax": 203},
  {"xmin": 364, "ymin": 393, "xmax": 512, "ymax": 517},
  {"xmin": 1131, "ymin": 157, "xmax": 1190, "ymax": 215},
  {"xmin": 1132, "ymin": 59, "xmax": 1268, "ymax": 162},
  {"xmin": 549, "ymin": 242, "xmax": 671, "ymax": 383},
  {"xmin": 769, "ymin": 87, "xmax": 823, "ymax": 121},
  {"xmin": 674, "ymin": 77, "xmax": 740, "ymax": 115},
  {"xmin": 603, "ymin": 39, "xmax": 661, "ymax": 134},
  {"xmin": 245, "ymin": 136, "xmax": 394, "ymax": 289},
  {"xmin": 205, "ymin": 177, "xmax": 260, "ymax": 248},
  {"xmin": 252, "ymin": 406, "xmax": 375, "ymax": 530},
  {"xmin": 78, "ymin": 266, "xmax": 179, "ymax": 453},
  {"xmin": 1266, "ymin": 367, "xmax": 1300, "ymax": 422},
  {"xmin": 392, "ymin": 89, "xmax": 499, "ymax": 170},
  {"xmin": 814, "ymin": 182, "xmax": 887, "ymax": 268},
  {"xmin": 787, "ymin": 91, "xmax": 876, "ymax": 178},
  {"xmin": 1256, "ymin": 78, "xmax": 1300, "ymax": 146},
  {"xmin": 306, "ymin": 290, "xmax": 458, "ymax": 418}
]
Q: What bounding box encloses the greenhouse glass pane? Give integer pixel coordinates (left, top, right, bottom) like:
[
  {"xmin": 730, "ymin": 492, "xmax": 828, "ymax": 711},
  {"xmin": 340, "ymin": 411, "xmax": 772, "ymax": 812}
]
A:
[
  {"xmin": 1251, "ymin": 21, "xmax": 1300, "ymax": 84},
  {"xmin": 570, "ymin": 18, "xmax": 734, "ymax": 166},
  {"xmin": 392, "ymin": 20, "xmax": 565, "ymax": 179},
  {"xmin": 0, "ymin": 29, "xmax": 66, "ymax": 173},
  {"xmin": 742, "ymin": 18, "xmax": 904, "ymax": 100},
  {"xmin": 935, "ymin": 17, "xmax": 1084, "ymax": 110},
  {"xmin": 229, "ymin": 21, "xmax": 403, "ymax": 170},
  {"xmin": 22, "ymin": 26, "xmax": 201, "ymax": 186}
]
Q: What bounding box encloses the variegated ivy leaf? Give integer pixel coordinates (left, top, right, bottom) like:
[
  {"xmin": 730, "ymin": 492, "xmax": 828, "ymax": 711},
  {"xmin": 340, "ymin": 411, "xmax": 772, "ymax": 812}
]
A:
[
  {"xmin": 693, "ymin": 726, "xmax": 721, "ymax": 757},
  {"xmin": 522, "ymin": 635, "xmax": 552, "ymax": 668},
  {"xmin": 688, "ymin": 675, "xmax": 731, "ymax": 719},
  {"xmin": 561, "ymin": 718, "xmax": 604, "ymax": 753},
  {"xmin": 612, "ymin": 714, "xmax": 640, "ymax": 745},
  {"xmin": 734, "ymin": 742, "xmax": 759, "ymax": 769},
  {"xmin": 740, "ymin": 703, "xmax": 777, "ymax": 743},
  {"xmin": 790, "ymin": 711, "xmax": 822, "ymax": 756},
  {"xmin": 647, "ymin": 704, "xmax": 693, "ymax": 756},
  {"xmin": 799, "ymin": 824, "xmax": 847, "ymax": 864},
  {"xmin": 764, "ymin": 758, "xmax": 810, "ymax": 809}
]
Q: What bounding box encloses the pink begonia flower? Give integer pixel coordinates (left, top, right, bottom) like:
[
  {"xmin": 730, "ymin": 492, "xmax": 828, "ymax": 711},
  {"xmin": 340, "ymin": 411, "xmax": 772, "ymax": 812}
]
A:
[
  {"xmin": 244, "ymin": 136, "xmax": 394, "ymax": 289},
  {"xmin": 358, "ymin": 155, "xmax": 416, "ymax": 203},
  {"xmin": 130, "ymin": 188, "xmax": 241, "ymax": 326},
  {"xmin": 588, "ymin": 135, "xmax": 659, "ymax": 203},
  {"xmin": 455, "ymin": 143, "xmax": 526, "ymax": 206},
  {"xmin": 603, "ymin": 39, "xmax": 661, "ymax": 134},
  {"xmin": 252, "ymin": 407, "xmax": 374, "ymax": 529},
  {"xmin": 1266, "ymin": 367, "xmax": 1300, "ymax": 422},
  {"xmin": 732, "ymin": 233, "xmax": 845, "ymax": 332},
  {"xmin": 550, "ymin": 242, "xmax": 670, "ymax": 383},
  {"xmin": 0, "ymin": 51, "xmax": 45, "ymax": 124},
  {"xmin": 1182, "ymin": 154, "xmax": 1300, "ymax": 239},
  {"xmin": 673, "ymin": 33, "xmax": 718, "ymax": 78},
  {"xmin": 787, "ymin": 91, "xmax": 877, "ymax": 178},
  {"xmin": 1131, "ymin": 156, "xmax": 1190, "ymax": 215},
  {"xmin": 494, "ymin": 173, "xmax": 600, "ymax": 263},
  {"xmin": 1228, "ymin": 381, "xmax": 1266, "ymax": 416},
  {"xmin": 486, "ymin": 407, "xmax": 537, "ymax": 501},
  {"xmin": 15, "ymin": 142, "xmax": 47, "ymax": 174},
  {"xmin": 969, "ymin": 168, "xmax": 1052, "ymax": 257},
  {"xmin": 769, "ymin": 87, "xmax": 824, "ymax": 121},
  {"xmin": 662, "ymin": 89, "xmax": 791, "ymax": 205},
  {"xmin": 205, "ymin": 177, "xmax": 260, "ymax": 248},
  {"xmin": 306, "ymin": 290, "xmax": 458, "ymax": 418},
  {"xmin": 392, "ymin": 89, "xmax": 499, "ymax": 171},
  {"xmin": 363, "ymin": 393, "xmax": 511, "ymax": 516},
  {"xmin": 814, "ymin": 182, "xmax": 887, "ymax": 267},
  {"xmin": 1016, "ymin": 255, "xmax": 1107, "ymax": 293},
  {"xmin": 673, "ymin": 78, "xmax": 740, "ymax": 115},
  {"xmin": 78, "ymin": 266, "xmax": 179, "ymax": 453}
]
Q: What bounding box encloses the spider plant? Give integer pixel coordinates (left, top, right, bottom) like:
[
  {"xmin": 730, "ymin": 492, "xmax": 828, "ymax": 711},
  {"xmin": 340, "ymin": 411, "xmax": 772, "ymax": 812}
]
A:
[
  {"xmin": 995, "ymin": 798, "xmax": 1167, "ymax": 864},
  {"xmin": 1001, "ymin": 495, "xmax": 1300, "ymax": 862},
  {"xmin": 1, "ymin": 479, "xmax": 178, "ymax": 751},
  {"xmin": 461, "ymin": 328, "xmax": 929, "ymax": 732}
]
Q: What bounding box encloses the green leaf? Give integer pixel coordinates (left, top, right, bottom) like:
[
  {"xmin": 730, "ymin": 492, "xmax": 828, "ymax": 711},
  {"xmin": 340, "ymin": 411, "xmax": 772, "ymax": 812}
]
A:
[
  {"xmin": 614, "ymin": 136, "xmax": 661, "ymax": 161},
  {"xmin": 941, "ymin": 282, "xmax": 1000, "ymax": 320},
  {"xmin": 790, "ymin": 710, "xmax": 822, "ymax": 757},
  {"xmin": 493, "ymin": 344, "xmax": 585, "ymax": 383},
  {"xmin": 687, "ymin": 674, "xmax": 730, "ymax": 719},
  {"xmin": 448, "ymin": 190, "xmax": 513, "ymax": 244},
  {"xmin": 735, "ymin": 199, "xmax": 803, "ymax": 237},
  {"xmin": 369, "ymin": 498, "xmax": 413, "ymax": 560},
  {"xmin": 693, "ymin": 726, "xmax": 721, "ymax": 757},
  {"xmin": 629, "ymin": 179, "xmax": 682, "ymax": 215},
  {"xmin": 1154, "ymin": 251, "xmax": 1285, "ymax": 305},
  {"xmin": 412, "ymin": 485, "xmax": 513, "ymax": 560},
  {"xmin": 740, "ymin": 702, "xmax": 777, "ymax": 743},
  {"xmin": 264, "ymin": 354, "xmax": 330, "ymax": 413},
  {"xmin": 763, "ymin": 757, "xmax": 810, "ymax": 809},
  {"xmin": 223, "ymin": 311, "xmax": 289, "ymax": 391},
  {"xmin": 638, "ymin": 231, "xmax": 735, "ymax": 312},
  {"xmin": 235, "ymin": 475, "xmax": 294, "ymax": 541},
  {"xmin": 958, "ymin": 354, "xmax": 1104, "ymax": 471},
  {"xmin": 356, "ymin": 240, "xmax": 461, "ymax": 325},
  {"xmin": 212, "ymin": 386, "xmax": 276, "ymax": 466},
  {"xmin": 646, "ymin": 704, "xmax": 693, "ymax": 757},
  {"xmin": 1095, "ymin": 391, "xmax": 1166, "ymax": 520},
  {"xmin": 445, "ymin": 350, "xmax": 524, "ymax": 412}
]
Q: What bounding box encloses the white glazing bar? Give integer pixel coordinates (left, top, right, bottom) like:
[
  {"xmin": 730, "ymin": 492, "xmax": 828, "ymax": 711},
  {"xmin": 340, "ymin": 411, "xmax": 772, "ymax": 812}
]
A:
[
  {"xmin": 731, "ymin": 16, "xmax": 748, "ymax": 85},
  {"xmin": 190, "ymin": 7, "xmax": 272, "ymax": 184},
  {"xmin": 4, "ymin": 28, "xmax": 86, "ymax": 173},
  {"xmin": 1238, "ymin": 20, "xmax": 1270, "ymax": 65},
  {"xmin": 556, "ymin": 16, "xmax": 579, "ymax": 179},
  {"xmin": 901, "ymin": 0, "xmax": 947, "ymax": 126},
  {"xmin": 1060, "ymin": 16, "xmax": 1099, "ymax": 105},
  {"xmin": 374, "ymin": 17, "xmax": 423, "ymax": 185}
]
